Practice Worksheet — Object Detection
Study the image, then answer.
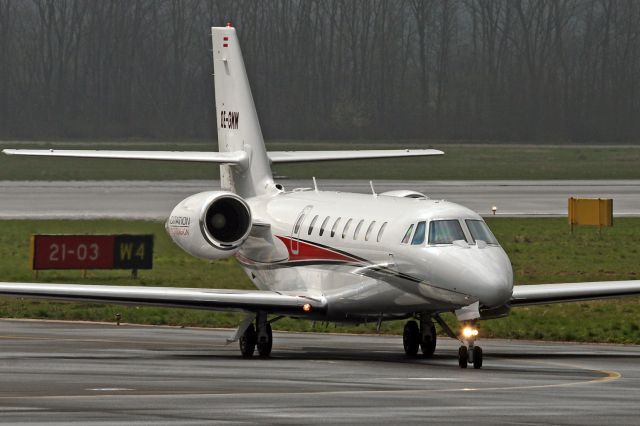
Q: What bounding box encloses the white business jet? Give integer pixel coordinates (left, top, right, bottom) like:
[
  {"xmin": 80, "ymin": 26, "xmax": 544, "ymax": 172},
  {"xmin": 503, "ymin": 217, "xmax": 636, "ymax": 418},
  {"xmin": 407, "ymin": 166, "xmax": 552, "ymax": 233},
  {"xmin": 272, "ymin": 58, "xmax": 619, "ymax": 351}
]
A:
[{"xmin": 2, "ymin": 25, "xmax": 640, "ymax": 368}]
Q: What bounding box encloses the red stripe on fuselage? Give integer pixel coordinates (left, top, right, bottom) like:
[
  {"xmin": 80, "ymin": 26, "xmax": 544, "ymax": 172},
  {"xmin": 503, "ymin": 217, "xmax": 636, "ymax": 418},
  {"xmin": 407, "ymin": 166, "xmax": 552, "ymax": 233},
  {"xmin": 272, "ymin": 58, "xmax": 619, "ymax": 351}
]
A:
[{"xmin": 276, "ymin": 236, "xmax": 359, "ymax": 263}]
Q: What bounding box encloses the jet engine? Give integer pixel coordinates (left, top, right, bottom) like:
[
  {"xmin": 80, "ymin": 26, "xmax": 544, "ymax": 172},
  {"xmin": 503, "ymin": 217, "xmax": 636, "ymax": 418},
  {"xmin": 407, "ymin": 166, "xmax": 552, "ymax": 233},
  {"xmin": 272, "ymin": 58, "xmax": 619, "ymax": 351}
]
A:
[{"xmin": 166, "ymin": 191, "xmax": 252, "ymax": 260}]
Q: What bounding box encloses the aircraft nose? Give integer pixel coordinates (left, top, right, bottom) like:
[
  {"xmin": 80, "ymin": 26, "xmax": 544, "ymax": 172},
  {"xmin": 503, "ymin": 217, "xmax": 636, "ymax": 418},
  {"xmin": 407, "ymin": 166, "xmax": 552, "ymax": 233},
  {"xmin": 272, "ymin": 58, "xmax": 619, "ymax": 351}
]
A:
[
  {"xmin": 475, "ymin": 257, "xmax": 513, "ymax": 307},
  {"xmin": 426, "ymin": 245, "xmax": 513, "ymax": 308}
]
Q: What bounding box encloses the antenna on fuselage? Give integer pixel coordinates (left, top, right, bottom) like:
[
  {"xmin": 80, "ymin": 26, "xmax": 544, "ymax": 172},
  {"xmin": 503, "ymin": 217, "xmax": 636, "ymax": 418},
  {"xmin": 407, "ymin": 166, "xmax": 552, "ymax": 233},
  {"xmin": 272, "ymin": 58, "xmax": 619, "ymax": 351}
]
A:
[
  {"xmin": 312, "ymin": 177, "xmax": 318, "ymax": 192},
  {"xmin": 369, "ymin": 180, "xmax": 377, "ymax": 197}
]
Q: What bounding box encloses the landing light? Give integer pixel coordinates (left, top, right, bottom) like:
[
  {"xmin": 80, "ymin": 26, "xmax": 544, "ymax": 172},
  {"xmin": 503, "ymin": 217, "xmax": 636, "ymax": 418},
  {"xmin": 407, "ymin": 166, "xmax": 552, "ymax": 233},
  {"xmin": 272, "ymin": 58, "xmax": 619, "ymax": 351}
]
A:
[
  {"xmin": 462, "ymin": 326, "xmax": 479, "ymax": 338},
  {"xmin": 302, "ymin": 303, "xmax": 312, "ymax": 312}
]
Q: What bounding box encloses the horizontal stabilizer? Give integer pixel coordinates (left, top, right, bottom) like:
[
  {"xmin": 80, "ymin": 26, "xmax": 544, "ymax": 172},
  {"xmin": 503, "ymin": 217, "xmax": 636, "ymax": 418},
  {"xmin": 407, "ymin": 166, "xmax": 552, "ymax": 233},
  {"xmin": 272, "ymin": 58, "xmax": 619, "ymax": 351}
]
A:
[
  {"xmin": 2, "ymin": 148, "xmax": 443, "ymax": 166},
  {"xmin": 511, "ymin": 280, "xmax": 640, "ymax": 306},
  {"xmin": 0, "ymin": 282, "xmax": 326, "ymax": 315},
  {"xmin": 2, "ymin": 149, "xmax": 248, "ymax": 166},
  {"xmin": 268, "ymin": 149, "xmax": 443, "ymax": 163}
]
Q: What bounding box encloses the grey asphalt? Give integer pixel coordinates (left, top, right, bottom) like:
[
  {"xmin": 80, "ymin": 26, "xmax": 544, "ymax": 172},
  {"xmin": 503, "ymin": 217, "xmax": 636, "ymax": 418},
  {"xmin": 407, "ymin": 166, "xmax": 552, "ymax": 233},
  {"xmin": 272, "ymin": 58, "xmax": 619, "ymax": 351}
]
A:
[
  {"xmin": 1, "ymin": 179, "xmax": 639, "ymax": 219},
  {"xmin": 0, "ymin": 319, "xmax": 638, "ymax": 425}
]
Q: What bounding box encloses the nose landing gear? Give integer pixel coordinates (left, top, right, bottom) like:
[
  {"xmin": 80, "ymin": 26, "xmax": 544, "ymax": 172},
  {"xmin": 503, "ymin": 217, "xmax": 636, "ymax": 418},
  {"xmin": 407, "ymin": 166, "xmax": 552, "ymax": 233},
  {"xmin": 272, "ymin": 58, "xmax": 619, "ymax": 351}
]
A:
[{"xmin": 458, "ymin": 322, "xmax": 482, "ymax": 369}]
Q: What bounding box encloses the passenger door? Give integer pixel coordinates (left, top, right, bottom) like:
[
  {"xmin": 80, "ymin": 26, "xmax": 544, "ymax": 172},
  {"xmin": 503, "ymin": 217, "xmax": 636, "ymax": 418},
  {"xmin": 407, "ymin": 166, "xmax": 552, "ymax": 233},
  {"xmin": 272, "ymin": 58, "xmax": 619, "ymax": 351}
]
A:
[{"xmin": 291, "ymin": 205, "xmax": 313, "ymax": 255}]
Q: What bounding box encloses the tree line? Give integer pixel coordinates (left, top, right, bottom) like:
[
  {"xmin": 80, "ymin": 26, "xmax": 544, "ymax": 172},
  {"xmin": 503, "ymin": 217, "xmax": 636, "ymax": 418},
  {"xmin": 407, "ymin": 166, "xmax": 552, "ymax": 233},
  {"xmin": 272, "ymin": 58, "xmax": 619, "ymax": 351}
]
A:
[{"xmin": 1, "ymin": 0, "xmax": 639, "ymax": 142}]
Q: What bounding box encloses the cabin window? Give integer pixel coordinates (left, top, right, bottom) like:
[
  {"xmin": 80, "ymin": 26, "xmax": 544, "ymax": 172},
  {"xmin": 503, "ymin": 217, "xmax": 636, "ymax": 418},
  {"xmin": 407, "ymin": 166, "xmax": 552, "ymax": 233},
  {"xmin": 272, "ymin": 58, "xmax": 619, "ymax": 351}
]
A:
[
  {"xmin": 465, "ymin": 219, "xmax": 499, "ymax": 245},
  {"xmin": 319, "ymin": 216, "xmax": 330, "ymax": 236},
  {"xmin": 377, "ymin": 222, "xmax": 388, "ymax": 242},
  {"xmin": 401, "ymin": 224, "xmax": 415, "ymax": 244},
  {"xmin": 331, "ymin": 217, "xmax": 341, "ymax": 237},
  {"xmin": 411, "ymin": 221, "xmax": 426, "ymax": 245},
  {"xmin": 365, "ymin": 221, "xmax": 376, "ymax": 241},
  {"xmin": 428, "ymin": 220, "xmax": 466, "ymax": 245},
  {"xmin": 342, "ymin": 218, "xmax": 353, "ymax": 239},
  {"xmin": 308, "ymin": 215, "xmax": 319, "ymax": 235},
  {"xmin": 294, "ymin": 214, "xmax": 305, "ymax": 234},
  {"xmin": 353, "ymin": 219, "xmax": 365, "ymax": 240}
]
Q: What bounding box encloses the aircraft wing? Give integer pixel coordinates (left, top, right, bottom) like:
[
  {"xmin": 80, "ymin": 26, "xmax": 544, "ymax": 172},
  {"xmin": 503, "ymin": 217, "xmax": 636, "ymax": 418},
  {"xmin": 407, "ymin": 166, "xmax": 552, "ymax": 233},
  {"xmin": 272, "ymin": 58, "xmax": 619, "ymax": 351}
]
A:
[
  {"xmin": 0, "ymin": 282, "xmax": 325, "ymax": 316},
  {"xmin": 510, "ymin": 280, "xmax": 640, "ymax": 306},
  {"xmin": 268, "ymin": 149, "xmax": 443, "ymax": 163},
  {"xmin": 2, "ymin": 149, "xmax": 248, "ymax": 165}
]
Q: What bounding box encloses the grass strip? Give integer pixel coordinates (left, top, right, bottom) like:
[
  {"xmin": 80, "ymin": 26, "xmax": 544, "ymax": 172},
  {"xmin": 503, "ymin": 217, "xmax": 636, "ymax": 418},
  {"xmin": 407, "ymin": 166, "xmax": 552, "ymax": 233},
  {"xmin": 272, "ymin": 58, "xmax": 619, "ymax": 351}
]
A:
[
  {"xmin": 1, "ymin": 141, "xmax": 640, "ymax": 180},
  {"xmin": 0, "ymin": 218, "xmax": 639, "ymax": 343}
]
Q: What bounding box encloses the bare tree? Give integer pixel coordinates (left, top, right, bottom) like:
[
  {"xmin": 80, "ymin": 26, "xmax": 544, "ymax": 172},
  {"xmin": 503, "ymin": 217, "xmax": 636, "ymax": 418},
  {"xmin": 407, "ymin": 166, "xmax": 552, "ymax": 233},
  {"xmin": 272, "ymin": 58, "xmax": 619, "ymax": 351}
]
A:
[
  {"xmin": 0, "ymin": 0, "xmax": 14, "ymax": 129},
  {"xmin": 1, "ymin": 0, "xmax": 639, "ymax": 142}
]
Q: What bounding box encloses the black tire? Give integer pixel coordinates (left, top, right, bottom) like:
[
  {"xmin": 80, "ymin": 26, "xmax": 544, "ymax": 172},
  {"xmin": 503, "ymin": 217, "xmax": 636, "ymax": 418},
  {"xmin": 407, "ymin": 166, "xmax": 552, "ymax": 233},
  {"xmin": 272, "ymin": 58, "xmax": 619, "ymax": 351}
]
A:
[
  {"xmin": 458, "ymin": 346, "xmax": 468, "ymax": 368},
  {"xmin": 403, "ymin": 320, "xmax": 420, "ymax": 356},
  {"xmin": 257, "ymin": 322, "xmax": 273, "ymax": 358},
  {"xmin": 239, "ymin": 323, "xmax": 257, "ymax": 358},
  {"xmin": 420, "ymin": 324, "xmax": 437, "ymax": 358},
  {"xmin": 472, "ymin": 346, "xmax": 483, "ymax": 369}
]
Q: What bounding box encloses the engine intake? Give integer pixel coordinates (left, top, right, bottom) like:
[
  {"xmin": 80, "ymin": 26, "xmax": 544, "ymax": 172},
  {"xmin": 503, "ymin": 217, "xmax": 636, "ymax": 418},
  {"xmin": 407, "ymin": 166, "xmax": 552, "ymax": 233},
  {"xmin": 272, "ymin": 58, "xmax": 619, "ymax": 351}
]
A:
[
  {"xmin": 167, "ymin": 191, "xmax": 252, "ymax": 260},
  {"xmin": 202, "ymin": 195, "xmax": 252, "ymax": 249}
]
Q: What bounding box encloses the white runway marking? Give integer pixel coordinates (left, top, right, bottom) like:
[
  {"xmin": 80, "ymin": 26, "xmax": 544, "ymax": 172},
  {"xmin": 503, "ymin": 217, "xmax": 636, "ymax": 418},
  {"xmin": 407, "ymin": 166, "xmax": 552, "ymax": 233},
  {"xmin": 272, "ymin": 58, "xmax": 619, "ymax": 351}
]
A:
[
  {"xmin": 389, "ymin": 377, "xmax": 461, "ymax": 381},
  {"xmin": 0, "ymin": 406, "xmax": 45, "ymax": 411},
  {"xmin": 87, "ymin": 388, "xmax": 135, "ymax": 392}
]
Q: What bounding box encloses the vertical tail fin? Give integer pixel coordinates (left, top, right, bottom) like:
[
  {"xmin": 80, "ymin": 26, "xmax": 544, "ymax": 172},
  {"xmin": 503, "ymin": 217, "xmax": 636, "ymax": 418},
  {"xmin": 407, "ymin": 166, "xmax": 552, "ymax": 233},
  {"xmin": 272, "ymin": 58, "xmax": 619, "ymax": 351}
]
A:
[{"xmin": 212, "ymin": 25, "xmax": 274, "ymax": 198}]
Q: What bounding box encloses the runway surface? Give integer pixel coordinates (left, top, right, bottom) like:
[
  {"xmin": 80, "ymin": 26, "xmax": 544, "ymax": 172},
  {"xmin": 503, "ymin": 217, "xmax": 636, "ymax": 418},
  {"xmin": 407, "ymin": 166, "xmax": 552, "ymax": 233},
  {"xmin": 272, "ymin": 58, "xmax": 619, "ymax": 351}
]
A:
[
  {"xmin": 1, "ymin": 179, "xmax": 639, "ymax": 219},
  {"xmin": 0, "ymin": 319, "xmax": 638, "ymax": 425}
]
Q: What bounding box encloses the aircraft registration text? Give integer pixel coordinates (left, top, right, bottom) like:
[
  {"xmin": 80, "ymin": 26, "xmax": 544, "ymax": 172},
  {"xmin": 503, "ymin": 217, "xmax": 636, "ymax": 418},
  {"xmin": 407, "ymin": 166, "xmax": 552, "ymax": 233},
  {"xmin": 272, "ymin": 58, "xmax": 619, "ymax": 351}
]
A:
[{"xmin": 220, "ymin": 110, "xmax": 239, "ymax": 129}]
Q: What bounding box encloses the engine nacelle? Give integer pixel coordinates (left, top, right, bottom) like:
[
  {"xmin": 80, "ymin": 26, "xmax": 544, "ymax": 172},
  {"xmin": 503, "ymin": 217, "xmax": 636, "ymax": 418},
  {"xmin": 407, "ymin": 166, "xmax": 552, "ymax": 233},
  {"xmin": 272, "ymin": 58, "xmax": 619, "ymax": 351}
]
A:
[{"xmin": 166, "ymin": 191, "xmax": 252, "ymax": 260}]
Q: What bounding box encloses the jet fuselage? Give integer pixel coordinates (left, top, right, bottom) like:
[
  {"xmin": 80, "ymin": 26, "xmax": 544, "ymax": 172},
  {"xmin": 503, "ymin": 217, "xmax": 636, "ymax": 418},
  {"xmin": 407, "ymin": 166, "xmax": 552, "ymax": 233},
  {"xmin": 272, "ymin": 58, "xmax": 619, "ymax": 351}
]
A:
[{"xmin": 237, "ymin": 190, "xmax": 514, "ymax": 321}]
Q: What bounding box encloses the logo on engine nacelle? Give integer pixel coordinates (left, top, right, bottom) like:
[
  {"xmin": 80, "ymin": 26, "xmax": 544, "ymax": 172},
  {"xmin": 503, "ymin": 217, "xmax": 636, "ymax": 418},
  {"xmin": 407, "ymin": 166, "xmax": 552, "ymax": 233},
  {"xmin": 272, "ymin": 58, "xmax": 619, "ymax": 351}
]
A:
[
  {"xmin": 168, "ymin": 216, "xmax": 191, "ymax": 236},
  {"xmin": 169, "ymin": 216, "xmax": 191, "ymax": 227}
]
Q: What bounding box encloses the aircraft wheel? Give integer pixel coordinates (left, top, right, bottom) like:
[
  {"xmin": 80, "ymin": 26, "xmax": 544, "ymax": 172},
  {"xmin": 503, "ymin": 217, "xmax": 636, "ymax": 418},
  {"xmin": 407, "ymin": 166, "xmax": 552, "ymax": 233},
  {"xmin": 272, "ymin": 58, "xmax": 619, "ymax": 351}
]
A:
[
  {"xmin": 403, "ymin": 320, "xmax": 420, "ymax": 356},
  {"xmin": 420, "ymin": 324, "xmax": 437, "ymax": 358},
  {"xmin": 458, "ymin": 346, "xmax": 468, "ymax": 368},
  {"xmin": 472, "ymin": 346, "xmax": 483, "ymax": 369},
  {"xmin": 257, "ymin": 322, "xmax": 273, "ymax": 358},
  {"xmin": 239, "ymin": 323, "xmax": 257, "ymax": 357}
]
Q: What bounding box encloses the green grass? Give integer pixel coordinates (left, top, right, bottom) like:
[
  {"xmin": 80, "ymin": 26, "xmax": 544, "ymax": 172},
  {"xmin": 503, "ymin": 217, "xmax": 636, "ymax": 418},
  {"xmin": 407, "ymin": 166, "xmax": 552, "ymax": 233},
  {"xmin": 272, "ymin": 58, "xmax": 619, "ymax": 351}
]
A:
[
  {"xmin": 481, "ymin": 217, "xmax": 640, "ymax": 343},
  {"xmin": 1, "ymin": 218, "xmax": 639, "ymax": 343},
  {"xmin": 1, "ymin": 140, "xmax": 640, "ymax": 180}
]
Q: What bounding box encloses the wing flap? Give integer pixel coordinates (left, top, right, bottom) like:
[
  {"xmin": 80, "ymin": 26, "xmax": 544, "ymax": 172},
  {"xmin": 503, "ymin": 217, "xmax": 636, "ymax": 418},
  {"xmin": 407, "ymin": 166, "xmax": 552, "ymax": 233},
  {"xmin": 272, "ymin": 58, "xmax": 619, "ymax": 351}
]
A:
[
  {"xmin": 510, "ymin": 280, "xmax": 640, "ymax": 306},
  {"xmin": 268, "ymin": 149, "xmax": 443, "ymax": 163},
  {"xmin": 0, "ymin": 282, "xmax": 325, "ymax": 315},
  {"xmin": 2, "ymin": 149, "xmax": 248, "ymax": 165}
]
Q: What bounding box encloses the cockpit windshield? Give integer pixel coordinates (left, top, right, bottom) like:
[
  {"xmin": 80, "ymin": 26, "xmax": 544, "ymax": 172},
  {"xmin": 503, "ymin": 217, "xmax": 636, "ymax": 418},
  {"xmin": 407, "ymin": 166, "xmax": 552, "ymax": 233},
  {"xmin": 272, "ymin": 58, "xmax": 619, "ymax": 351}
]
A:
[
  {"xmin": 465, "ymin": 219, "xmax": 499, "ymax": 245},
  {"xmin": 428, "ymin": 220, "xmax": 466, "ymax": 245}
]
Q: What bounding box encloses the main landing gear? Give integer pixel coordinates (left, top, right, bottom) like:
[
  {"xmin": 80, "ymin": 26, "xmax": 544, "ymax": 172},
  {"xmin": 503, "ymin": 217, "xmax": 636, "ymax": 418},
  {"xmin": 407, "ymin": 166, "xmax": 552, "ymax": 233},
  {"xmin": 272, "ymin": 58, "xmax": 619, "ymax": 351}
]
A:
[
  {"xmin": 239, "ymin": 312, "xmax": 273, "ymax": 358},
  {"xmin": 458, "ymin": 322, "xmax": 482, "ymax": 369},
  {"xmin": 403, "ymin": 314, "xmax": 437, "ymax": 358}
]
